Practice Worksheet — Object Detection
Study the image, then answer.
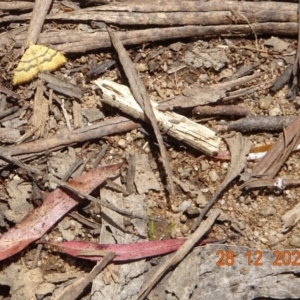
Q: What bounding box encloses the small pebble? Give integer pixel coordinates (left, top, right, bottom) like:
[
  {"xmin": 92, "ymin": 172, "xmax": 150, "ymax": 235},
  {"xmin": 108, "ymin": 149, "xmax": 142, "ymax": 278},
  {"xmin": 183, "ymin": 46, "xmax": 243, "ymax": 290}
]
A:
[
  {"xmin": 181, "ymin": 224, "xmax": 189, "ymax": 235},
  {"xmin": 259, "ymin": 94, "xmax": 273, "ymax": 110},
  {"xmin": 208, "ymin": 169, "xmax": 219, "ymax": 182},
  {"xmin": 117, "ymin": 138, "xmax": 127, "ymax": 148},
  {"xmin": 195, "ymin": 193, "xmax": 208, "ymax": 207},
  {"xmin": 186, "ymin": 206, "xmax": 200, "ymax": 216},
  {"xmin": 258, "ymin": 206, "xmax": 276, "ymax": 217},
  {"xmin": 269, "ymin": 107, "xmax": 281, "ymax": 116},
  {"xmin": 290, "ymin": 236, "xmax": 300, "ymax": 248}
]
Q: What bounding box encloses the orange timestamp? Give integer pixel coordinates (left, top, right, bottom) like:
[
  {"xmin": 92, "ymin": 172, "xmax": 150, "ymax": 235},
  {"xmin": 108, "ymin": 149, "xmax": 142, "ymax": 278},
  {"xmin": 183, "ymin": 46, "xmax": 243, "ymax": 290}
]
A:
[{"xmin": 216, "ymin": 249, "xmax": 300, "ymax": 267}]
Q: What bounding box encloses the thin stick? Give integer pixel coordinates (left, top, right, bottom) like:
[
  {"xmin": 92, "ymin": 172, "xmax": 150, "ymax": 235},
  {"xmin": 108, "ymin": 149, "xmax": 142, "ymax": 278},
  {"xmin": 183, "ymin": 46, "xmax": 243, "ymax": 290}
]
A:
[
  {"xmin": 107, "ymin": 28, "xmax": 175, "ymax": 195},
  {"xmin": 54, "ymin": 252, "xmax": 115, "ymax": 300},
  {"xmin": 138, "ymin": 209, "xmax": 221, "ymax": 299}
]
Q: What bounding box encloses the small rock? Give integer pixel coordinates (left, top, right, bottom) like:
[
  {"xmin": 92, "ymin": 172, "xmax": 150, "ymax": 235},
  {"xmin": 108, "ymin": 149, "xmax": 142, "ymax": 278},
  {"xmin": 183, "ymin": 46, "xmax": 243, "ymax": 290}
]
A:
[
  {"xmin": 200, "ymin": 160, "xmax": 209, "ymax": 171},
  {"xmin": 135, "ymin": 63, "xmax": 148, "ymax": 72},
  {"xmin": 171, "ymin": 200, "xmax": 191, "ymax": 213},
  {"xmin": 238, "ymin": 221, "xmax": 246, "ymax": 230},
  {"xmin": 117, "ymin": 138, "xmax": 127, "ymax": 148},
  {"xmin": 148, "ymin": 61, "xmax": 159, "ymax": 73},
  {"xmin": 82, "ymin": 108, "xmax": 104, "ymax": 122},
  {"xmin": 181, "ymin": 224, "xmax": 189, "ymax": 235},
  {"xmin": 199, "ymin": 74, "xmax": 209, "ymax": 83},
  {"xmin": 195, "ymin": 193, "xmax": 208, "ymax": 208},
  {"xmin": 259, "ymin": 237, "xmax": 268, "ymax": 244},
  {"xmin": 208, "ymin": 169, "xmax": 219, "ymax": 182},
  {"xmin": 258, "ymin": 206, "xmax": 276, "ymax": 217},
  {"xmin": 35, "ymin": 283, "xmax": 55, "ymax": 300},
  {"xmin": 186, "ymin": 206, "xmax": 200, "ymax": 216},
  {"xmin": 269, "ymin": 107, "xmax": 281, "ymax": 116},
  {"xmin": 259, "ymin": 94, "xmax": 273, "ymax": 110},
  {"xmin": 169, "ymin": 42, "xmax": 183, "ymax": 52},
  {"xmin": 290, "ymin": 236, "xmax": 300, "ymax": 248},
  {"xmin": 180, "ymin": 214, "xmax": 187, "ymax": 223}
]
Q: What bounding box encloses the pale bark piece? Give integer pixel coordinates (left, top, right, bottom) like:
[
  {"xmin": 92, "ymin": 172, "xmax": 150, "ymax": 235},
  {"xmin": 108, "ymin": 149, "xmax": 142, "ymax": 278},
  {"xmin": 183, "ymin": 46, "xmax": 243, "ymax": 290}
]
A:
[
  {"xmin": 5, "ymin": 179, "xmax": 32, "ymax": 223},
  {"xmin": 157, "ymin": 86, "xmax": 226, "ymax": 111},
  {"xmin": 158, "ymin": 72, "xmax": 264, "ymax": 111},
  {"xmin": 94, "ymin": 79, "xmax": 220, "ymax": 156},
  {"xmin": 148, "ymin": 244, "xmax": 300, "ymax": 300},
  {"xmin": 32, "ymin": 80, "xmax": 48, "ymax": 138},
  {"xmin": 0, "ymin": 2, "xmax": 33, "ymax": 11},
  {"xmin": 92, "ymin": 184, "xmax": 147, "ymax": 300},
  {"xmin": 282, "ymin": 202, "xmax": 300, "ymax": 232},
  {"xmin": 73, "ymin": 100, "xmax": 83, "ymax": 129},
  {"xmin": 0, "ymin": 128, "xmax": 20, "ymax": 143},
  {"xmin": 134, "ymin": 154, "xmax": 161, "ymax": 194}
]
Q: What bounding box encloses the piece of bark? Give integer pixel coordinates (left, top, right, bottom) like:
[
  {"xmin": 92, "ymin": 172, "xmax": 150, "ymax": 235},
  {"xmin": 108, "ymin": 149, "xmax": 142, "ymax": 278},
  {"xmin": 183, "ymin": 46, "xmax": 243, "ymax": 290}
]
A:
[
  {"xmin": 86, "ymin": 60, "xmax": 116, "ymax": 77},
  {"xmin": 0, "ymin": 2, "xmax": 34, "ymax": 11},
  {"xmin": 91, "ymin": 0, "xmax": 298, "ymax": 14},
  {"xmin": 270, "ymin": 65, "xmax": 293, "ymax": 93},
  {"xmin": 282, "ymin": 201, "xmax": 300, "ymax": 232},
  {"xmin": 0, "ymin": 116, "xmax": 139, "ymax": 168},
  {"xmin": 286, "ymin": 0, "xmax": 300, "ymax": 101},
  {"xmin": 240, "ymin": 177, "xmax": 300, "ymax": 192},
  {"xmin": 31, "ymin": 80, "xmax": 48, "ymax": 138},
  {"xmin": 0, "ymin": 85, "xmax": 20, "ymax": 100},
  {"xmin": 0, "ymin": 128, "xmax": 20, "ymax": 144},
  {"xmin": 0, "ymin": 104, "xmax": 29, "ymax": 123},
  {"xmin": 240, "ymin": 114, "xmax": 300, "ymax": 188},
  {"xmin": 107, "ymin": 28, "xmax": 175, "ymax": 195},
  {"xmin": 192, "ymin": 105, "xmax": 249, "ymax": 118},
  {"xmin": 157, "ymin": 72, "xmax": 264, "ymax": 111},
  {"xmin": 228, "ymin": 116, "xmax": 295, "ymax": 133},
  {"xmin": 148, "ymin": 244, "xmax": 300, "ymax": 300},
  {"xmin": 38, "ymin": 73, "xmax": 84, "ymax": 100},
  {"xmin": 126, "ymin": 152, "xmax": 136, "ymax": 195},
  {"xmin": 24, "ymin": 0, "xmax": 52, "ymax": 49},
  {"xmin": 0, "ymin": 106, "xmax": 20, "ymax": 120},
  {"xmin": 9, "ymin": 23, "xmax": 298, "ymax": 54},
  {"xmin": 94, "ymin": 79, "xmax": 221, "ymax": 156},
  {"xmin": 40, "ymin": 1, "xmax": 299, "ymax": 26},
  {"xmin": 15, "ymin": 127, "xmax": 38, "ymax": 145},
  {"xmin": 72, "ymin": 101, "xmax": 83, "ymax": 129}
]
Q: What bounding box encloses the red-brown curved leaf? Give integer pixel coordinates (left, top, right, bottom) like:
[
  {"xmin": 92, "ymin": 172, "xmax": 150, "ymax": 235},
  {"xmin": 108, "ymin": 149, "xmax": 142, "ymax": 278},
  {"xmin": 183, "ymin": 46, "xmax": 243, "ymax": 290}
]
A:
[{"xmin": 0, "ymin": 162, "xmax": 123, "ymax": 261}]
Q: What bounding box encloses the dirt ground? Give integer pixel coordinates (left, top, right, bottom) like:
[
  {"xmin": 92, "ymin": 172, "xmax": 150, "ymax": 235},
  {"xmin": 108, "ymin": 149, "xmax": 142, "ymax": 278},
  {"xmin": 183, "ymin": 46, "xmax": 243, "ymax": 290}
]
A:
[{"xmin": 1, "ymin": 1, "xmax": 300, "ymax": 299}]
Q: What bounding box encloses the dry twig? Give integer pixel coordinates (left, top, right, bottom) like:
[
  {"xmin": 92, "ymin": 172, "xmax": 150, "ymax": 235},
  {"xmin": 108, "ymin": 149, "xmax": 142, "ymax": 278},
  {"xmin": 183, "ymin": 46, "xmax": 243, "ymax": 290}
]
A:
[{"xmin": 107, "ymin": 28, "xmax": 175, "ymax": 195}]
